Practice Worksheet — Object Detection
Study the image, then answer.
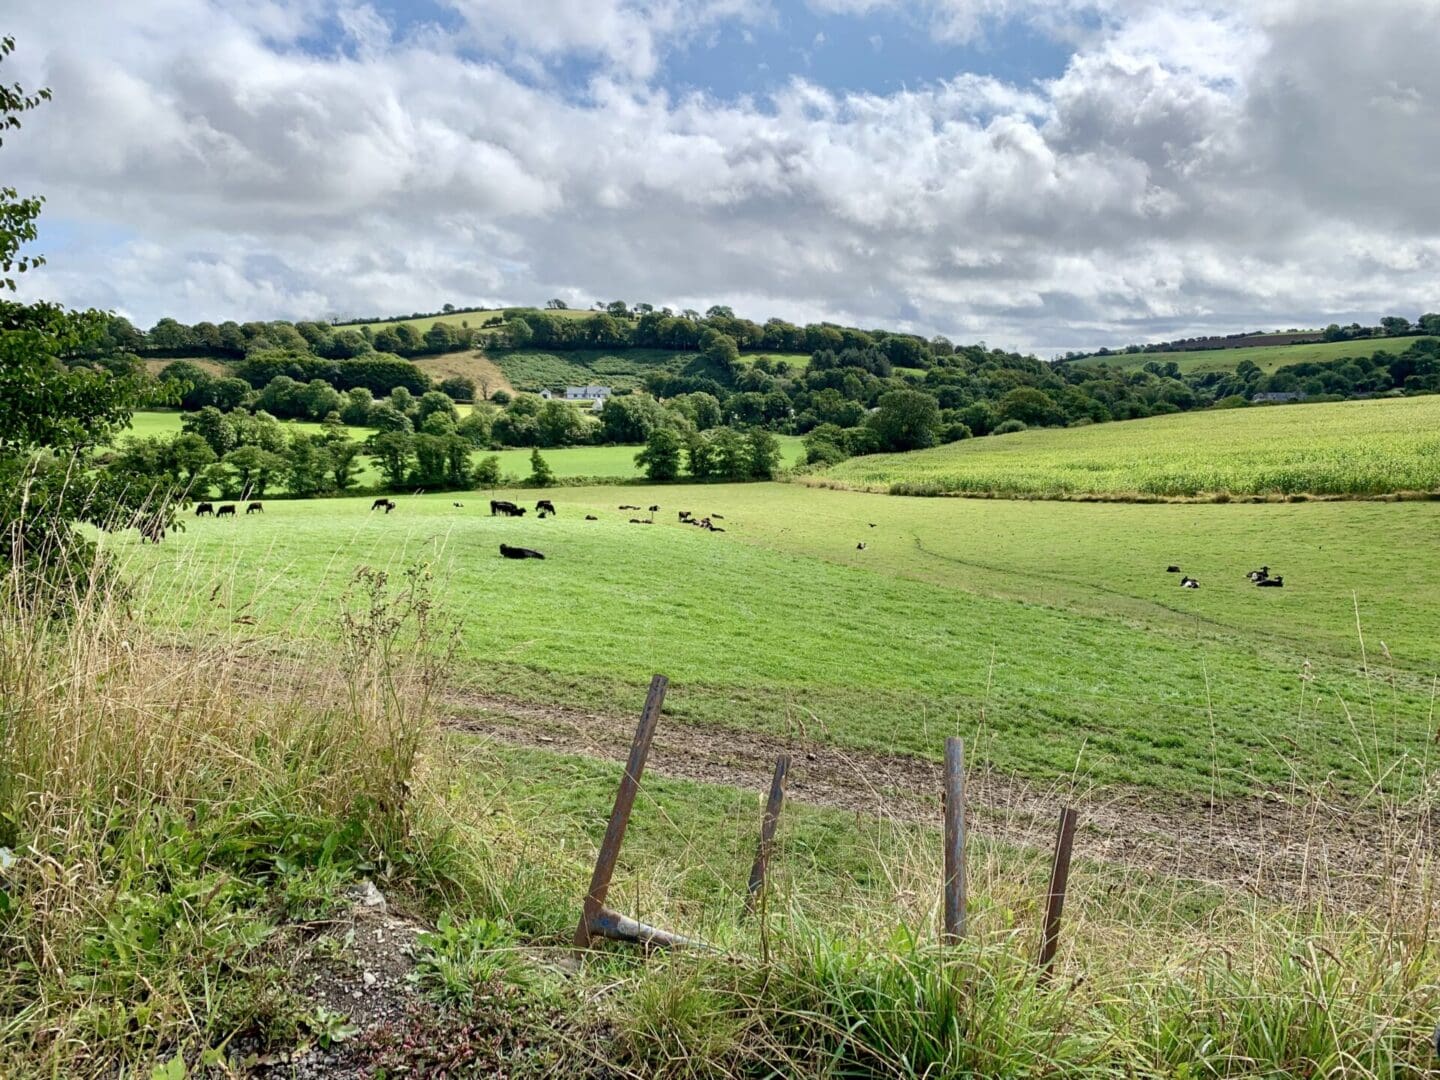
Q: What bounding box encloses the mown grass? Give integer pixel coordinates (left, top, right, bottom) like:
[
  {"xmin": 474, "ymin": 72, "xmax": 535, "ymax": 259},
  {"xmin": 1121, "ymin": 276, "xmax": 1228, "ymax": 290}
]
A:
[
  {"xmin": 813, "ymin": 395, "xmax": 1440, "ymax": 498},
  {"xmin": 1071, "ymin": 335, "xmax": 1438, "ymax": 374},
  {"xmin": 112, "ymin": 485, "xmax": 1440, "ymax": 800}
]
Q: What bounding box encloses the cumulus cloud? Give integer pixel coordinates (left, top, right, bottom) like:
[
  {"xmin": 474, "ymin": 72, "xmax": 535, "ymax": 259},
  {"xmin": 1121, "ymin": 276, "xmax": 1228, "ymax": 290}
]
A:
[{"xmin": 5, "ymin": 0, "xmax": 1440, "ymax": 353}]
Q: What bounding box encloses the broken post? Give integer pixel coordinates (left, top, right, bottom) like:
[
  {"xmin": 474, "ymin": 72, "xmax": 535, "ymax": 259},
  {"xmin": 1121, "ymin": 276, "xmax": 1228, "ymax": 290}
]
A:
[
  {"xmin": 745, "ymin": 754, "xmax": 791, "ymax": 915},
  {"xmin": 1037, "ymin": 806, "xmax": 1078, "ymax": 980},
  {"xmin": 942, "ymin": 736, "xmax": 966, "ymax": 943},
  {"xmin": 573, "ymin": 674, "xmax": 668, "ymax": 950}
]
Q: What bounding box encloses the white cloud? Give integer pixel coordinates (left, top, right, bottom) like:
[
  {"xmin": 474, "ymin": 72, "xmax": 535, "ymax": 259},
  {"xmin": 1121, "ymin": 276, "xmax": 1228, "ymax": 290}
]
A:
[{"xmin": 5, "ymin": 0, "xmax": 1440, "ymax": 353}]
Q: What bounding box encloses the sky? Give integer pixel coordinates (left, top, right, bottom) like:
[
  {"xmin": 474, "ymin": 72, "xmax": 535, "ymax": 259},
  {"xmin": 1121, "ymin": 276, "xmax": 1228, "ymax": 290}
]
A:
[{"xmin": 5, "ymin": 0, "xmax": 1440, "ymax": 356}]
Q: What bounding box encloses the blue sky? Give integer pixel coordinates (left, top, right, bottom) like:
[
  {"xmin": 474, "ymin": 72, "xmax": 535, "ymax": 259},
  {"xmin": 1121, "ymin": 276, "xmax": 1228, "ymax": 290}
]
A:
[{"xmin": 6, "ymin": 0, "xmax": 1440, "ymax": 353}]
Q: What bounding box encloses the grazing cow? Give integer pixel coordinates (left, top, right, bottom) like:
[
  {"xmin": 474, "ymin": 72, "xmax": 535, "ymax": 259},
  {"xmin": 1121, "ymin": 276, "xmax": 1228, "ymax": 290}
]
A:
[
  {"xmin": 453, "ymin": 502, "xmax": 464, "ymax": 508},
  {"xmin": 868, "ymin": 523, "xmax": 877, "ymax": 528},
  {"xmin": 372, "ymin": 498, "xmax": 396, "ymax": 513},
  {"xmin": 536, "ymin": 499, "xmax": 557, "ymax": 515},
  {"xmin": 585, "ymin": 514, "xmax": 598, "ymax": 521},
  {"xmin": 217, "ymin": 504, "xmax": 237, "ymax": 519},
  {"xmin": 1247, "ymin": 565, "xmax": 1270, "ymax": 582},
  {"xmin": 195, "ymin": 502, "xmax": 214, "ymax": 517},
  {"xmin": 246, "ymin": 502, "xmax": 264, "ymax": 515},
  {"xmin": 1166, "ymin": 565, "xmax": 1181, "ymax": 573},
  {"xmin": 490, "ymin": 499, "xmax": 516, "ymax": 516},
  {"xmin": 710, "ymin": 526, "xmax": 725, "ymax": 533},
  {"xmin": 648, "ymin": 504, "xmax": 660, "ymax": 513},
  {"xmin": 1180, "ymin": 576, "xmax": 1199, "ymax": 588},
  {"xmin": 499, "ymin": 543, "xmax": 545, "ymax": 560},
  {"xmin": 619, "ymin": 504, "xmax": 641, "ymax": 511},
  {"xmin": 856, "ymin": 542, "xmax": 866, "ymax": 550},
  {"xmin": 711, "ymin": 514, "xmax": 725, "ymax": 520},
  {"xmin": 1256, "ymin": 576, "xmax": 1284, "ymax": 588}
]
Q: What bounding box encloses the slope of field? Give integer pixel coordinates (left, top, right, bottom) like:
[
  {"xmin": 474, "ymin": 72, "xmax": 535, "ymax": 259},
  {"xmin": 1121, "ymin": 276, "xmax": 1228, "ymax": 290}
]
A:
[
  {"xmin": 1073, "ymin": 335, "xmax": 1437, "ymax": 374},
  {"xmin": 333, "ymin": 306, "xmax": 593, "ymax": 336},
  {"xmin": 410, "ymin": 349, "xmax": 514, "ymax": 396},
  {"xmin": 114, "ymin": 484, "xmax": 1439, "ymax": 801},
  {"xmin": 813, "ymin": 395, "xmax": 1440, "ymax": 498}
]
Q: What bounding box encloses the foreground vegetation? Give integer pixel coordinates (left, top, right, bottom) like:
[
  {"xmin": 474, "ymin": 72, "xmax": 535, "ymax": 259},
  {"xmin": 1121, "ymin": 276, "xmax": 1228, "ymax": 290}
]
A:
[
  {"xmin": 812, "ymin": 394, "xmax": 1440, "ymax": 499},
  {"xmin": 4, "ymin": 548, "xmax": 1440, "ymax": 1076}
]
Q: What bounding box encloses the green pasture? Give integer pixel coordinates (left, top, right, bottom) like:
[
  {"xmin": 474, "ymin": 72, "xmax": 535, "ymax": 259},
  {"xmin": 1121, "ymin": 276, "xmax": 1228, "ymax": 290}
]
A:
[
  {"xmin": 1073, "ymin": 336, "xmax": 1437, "ymax": 375},
  {"xmin": 114, "ymin": 483, "xmax": 1440, "ymax": 801},
  {"xmin": 815, "ymin": 395, "xmax": 1440, "ymax": 498},
  {"xmin": 493, "ymin": 349, "xmax": 810, "ymax": 393}
]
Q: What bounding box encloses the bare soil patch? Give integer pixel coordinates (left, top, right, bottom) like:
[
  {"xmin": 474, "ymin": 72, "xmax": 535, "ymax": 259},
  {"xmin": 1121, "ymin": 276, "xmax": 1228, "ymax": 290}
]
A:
[{"xmin": 442, "ymin": 687, "xmax": 1430, "ymax": 908}]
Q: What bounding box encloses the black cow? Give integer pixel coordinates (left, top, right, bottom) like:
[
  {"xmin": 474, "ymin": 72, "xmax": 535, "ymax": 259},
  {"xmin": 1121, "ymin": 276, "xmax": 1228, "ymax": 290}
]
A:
[
  {"xmin": 856, "ymin": 542, "xmax": 866, "ymax": 550},
  {"xmin": 1166, "ymin": 565, "xmax": 1181, "ymax": 573},
  {"xmin": 1180, "ymin": 576, "xmax": 1199, "ymax": 588},
  {"xmin": 491, "ymin": 499, "xmax": 524, "ymax": 517},
  {"xmin": 195, "ymin": 502, "xmax": 214, "ymax": 517},
  {"xmin": 536, "ymin": 499, "xmax": 557, "ymax": 515},
  {"xmin": 584, "ymin": 514, "xmax": 598, "ymax": 521},
  {"xmin": 246, "ymin": 502, "xmax": 264, "ymax": 515},
  {"xmin": 499, "ymin": 543, "xmax": 545, "ymax": 560},
  {"xmin": 217, "ymin": 504, "xmax": 237, "ymax": 519},
  {"xmin": 372, "ymin": 498, "xmax": 396, "ymax": 513},
  {"xmin": 678, "ymin": 510, "xmax": 692, "ymax": 521},
  {"xmin": 1247, "ymin": 565, "xmax": 1270, "ymax": 582},
  {"xmin": 619, "ymin": 504, "xmax": 641, "ymax": 511},
  {"xmin": 711, "ymin": 513, "xmax": 725, "ymax": 520},
  {"xmin": 1256, "ymin": 576, "xmax": 1284, "ymax": 588},
  {"xmin": 453, "ymin": 502, "xmax": 464, "ymax": 508}
]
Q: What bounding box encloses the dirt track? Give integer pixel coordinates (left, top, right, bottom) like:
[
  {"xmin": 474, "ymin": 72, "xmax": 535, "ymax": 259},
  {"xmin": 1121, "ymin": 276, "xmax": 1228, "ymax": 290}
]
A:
[{"xmin": 442, "ymin": 686, "xmax": 1432, "ymax": 908}]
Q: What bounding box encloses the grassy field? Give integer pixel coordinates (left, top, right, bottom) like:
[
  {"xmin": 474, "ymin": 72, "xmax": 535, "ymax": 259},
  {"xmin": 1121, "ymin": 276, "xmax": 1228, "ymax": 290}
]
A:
[
  {"xmin": 493, "ymin": 349, "xmax": 811, "ymax": 393},
  {"xmin": 814, "ymin": 395, "xmax": 1440, "ymax": 498},
  {"xmin": 115, "ymin": 482, "xmax": 1440, "ymax": 801},
  {"xmin": 119, "ymin": 411, "xmax": 803, "ymax": 484},
  {"xmin": 1072, "ymin": 335, "xmax": 1438, "ymax": 374}
]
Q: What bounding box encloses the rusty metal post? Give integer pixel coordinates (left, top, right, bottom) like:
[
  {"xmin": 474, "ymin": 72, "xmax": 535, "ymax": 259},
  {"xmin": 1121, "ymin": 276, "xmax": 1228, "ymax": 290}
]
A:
[
  {"xmin": 1038, "ymin": 806, "xmax": 1078, "ymax": 980},
  {"xmin": 745, "ymin": 754, "xmax": 791, "ymax": 915},
  {"xmin": 942, "ymin": 737, "xmax": 966, "ymax": 943},
  {"xmin": 573, "ymin": 674, "xmax": 668, "ymax": 950}
]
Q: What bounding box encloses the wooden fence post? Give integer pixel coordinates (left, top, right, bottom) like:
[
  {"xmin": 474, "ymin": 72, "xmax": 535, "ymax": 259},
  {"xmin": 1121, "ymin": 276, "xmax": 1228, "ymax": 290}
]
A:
[
  {"xmin": 942, "ymin": 737, "xmax": 967, "ymax": 943},
  {"xmin": 573, "ymin": 675, "xmax": 668, "ymax": 950},
  {"xmin": 1037, "ymin": 806, "xmax": 1078, "ymax": 980},
  {"xmin": 745, "ymin": 754, "xmax": 791, "ymax": 915}
]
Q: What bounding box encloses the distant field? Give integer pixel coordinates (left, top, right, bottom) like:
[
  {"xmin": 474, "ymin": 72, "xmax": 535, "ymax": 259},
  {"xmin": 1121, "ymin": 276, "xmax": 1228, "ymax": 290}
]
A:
[
  {"xmin": 119, "ymin": 411, "xmax": 802, "ymax": 485},
  {"xmin": 114, "ymin": 483, "xmax": 1440, "ymax": 800},
  {"xmin": 813, "ymin": 395, "xmax": 1440, "ymax": 498},
  {"xmin": 1073, "ymin": 336, "xmax": 1437, "ymax": 375},
  {"xmin": 332, "ymin": 307, "xmax": 594, "ymax": 336}
]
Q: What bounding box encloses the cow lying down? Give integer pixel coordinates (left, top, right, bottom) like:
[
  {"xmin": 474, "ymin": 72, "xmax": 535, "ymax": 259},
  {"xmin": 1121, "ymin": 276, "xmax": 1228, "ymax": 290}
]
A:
[{"xmin": 499, "ymin": 543, "xmax": 545, "ymax": 560}]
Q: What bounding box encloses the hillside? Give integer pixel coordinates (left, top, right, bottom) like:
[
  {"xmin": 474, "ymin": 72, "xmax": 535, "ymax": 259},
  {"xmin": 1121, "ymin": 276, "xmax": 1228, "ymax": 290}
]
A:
[
  {"xmin": 809, "ymin": 394, "xmax": 1440, "ymax": 498},
  {"xmin": 1070, "ymin": 335, "xmax": 1439, "ymax": 374}
]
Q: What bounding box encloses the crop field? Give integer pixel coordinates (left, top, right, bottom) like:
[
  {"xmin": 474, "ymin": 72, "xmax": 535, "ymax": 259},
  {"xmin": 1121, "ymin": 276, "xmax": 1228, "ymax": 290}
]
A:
[
  {"xmin": 114, "ymin": 482, "xmax": 1440, "ymax": 803},
  {"xmin": 1072, "ymin": 335, "xmax": 1437, "ymax": 374},
  {"xmin": 815, "ymin": 394, "xmax": 1440, "ymax": 498},
  {"xmin": 118, "ymin": 411, "xmax": 803, "ymax": 484}
]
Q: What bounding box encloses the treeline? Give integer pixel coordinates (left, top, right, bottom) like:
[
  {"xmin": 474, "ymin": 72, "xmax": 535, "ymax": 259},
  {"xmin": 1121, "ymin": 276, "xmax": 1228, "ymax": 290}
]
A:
[
  {"xmin": 1189, "ymin": 337, "xmax": 1440, "ymax": 401},
  {"xmin": 1060, "ymin": 313, "xmax": 1440, "ymax": 361}
]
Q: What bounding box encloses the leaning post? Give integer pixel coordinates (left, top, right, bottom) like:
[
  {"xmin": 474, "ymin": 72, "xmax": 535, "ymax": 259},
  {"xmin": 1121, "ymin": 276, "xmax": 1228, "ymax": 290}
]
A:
[
  {"xmin": 1037, "ymin": 806, "xmax": 1078, "ymax": 981},
  {"xmin": 942, "ymin": 736, "xmax": 967, "ymax": 943},
  {"xmin": 745, "ymin": 754, "xmax": 791, "ymax": 915},
  {"xmin": 573, "ymin": 674, "xmax": 668, "ymax": 951}
]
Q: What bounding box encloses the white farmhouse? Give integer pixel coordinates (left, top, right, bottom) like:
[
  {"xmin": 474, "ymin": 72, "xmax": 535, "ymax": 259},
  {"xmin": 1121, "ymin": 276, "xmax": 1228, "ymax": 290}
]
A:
[{"xmin": 565, "ymin": 384, "xmax": 611, "ymax": 403}]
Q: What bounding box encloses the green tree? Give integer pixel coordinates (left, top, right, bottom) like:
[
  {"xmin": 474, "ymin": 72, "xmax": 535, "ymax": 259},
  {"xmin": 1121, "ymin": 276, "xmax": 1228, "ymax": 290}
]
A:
[
  {"xmin": 635, "ymin": 426, "xmax": 683, "ymax": 481},
  {"xmin": 868, "ymin": 389, "xmax": 941, "ymax": 451},
  {"xmin": 169, "ymin": 432, "xmax": 217, "ymax": 484},
  {"xmin": 473, "ymin": 454, "xmax": 502, "ymax": 487},
  {"xmin": 746, "ymin": 428, "xmax": 783, "ymax": 479},
  {"xmin": 415, "ymin": 389, "xmax": 459, "ymax": 430},
  {"xmin": 369, "ymin": 430, "xmax": 415, "ymax": 488},
  {"xmin": 286, "ymin": 434, "xmax": 330, "ymax": 497},
  {"xmin": 598, "ymin": 393, "xmax": 667, "ymax": 443},
  {"xmin": 412, "ymin": 433, "xmax": 449, "ymax": 487},
  {"xmin": 326, "ymin": 439, "xmax": 364, "ymax": 492},
  {"xmin": 527, "ymin": 448, "xmax": 555, "ymax": 488},
  {"xmin": 209, "ymin": 376, "xmax": 251, "ymax": 411},
  {"xmin": 181, "ymin": 406, "xmax": 237, "ymax": 456},
  {"xmin": 537, "ymin": 400, "xmax": 589, "ymax": 447},
  {"xmin": 711, "ymin": 426, "xmax": 750, "ymax": 481},
  {"xmin": 222, "ymin": 445, "xmax": 286, "ymax": 498},
  {"xmin": 686, "ymin": 432, "xmax": 717, "ymax": 479}
]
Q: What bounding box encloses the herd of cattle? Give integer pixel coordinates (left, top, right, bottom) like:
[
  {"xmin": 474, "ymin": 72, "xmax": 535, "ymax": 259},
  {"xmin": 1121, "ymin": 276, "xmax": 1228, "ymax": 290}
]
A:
[
  {"xmin": 181, "ymin": 493, "xmax": 740, "ymax": 563},
  {"xmin": 195, "ymin": 501, "xmax": 264, "ymax": 518},
  {"xmin": 1165, "ymin": 563, "xmax": 1286, "ymax": 589}
]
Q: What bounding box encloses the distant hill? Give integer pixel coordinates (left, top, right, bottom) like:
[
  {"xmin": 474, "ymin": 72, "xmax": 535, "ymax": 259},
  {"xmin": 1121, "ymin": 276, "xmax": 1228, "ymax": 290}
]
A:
[{"xmin": 1070, "ymin": 336, "xmax": 1440, "ymax": 375}]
